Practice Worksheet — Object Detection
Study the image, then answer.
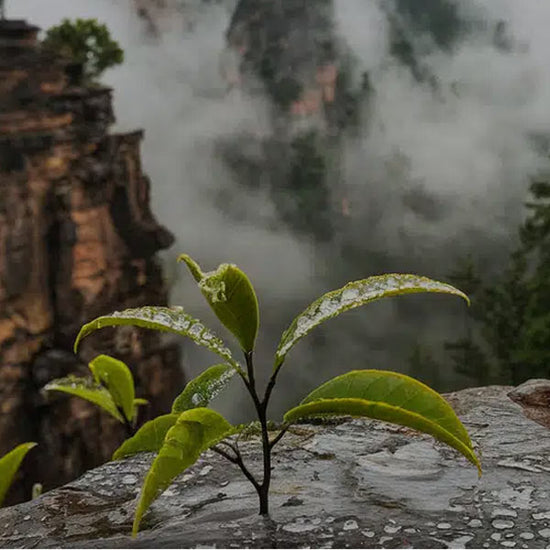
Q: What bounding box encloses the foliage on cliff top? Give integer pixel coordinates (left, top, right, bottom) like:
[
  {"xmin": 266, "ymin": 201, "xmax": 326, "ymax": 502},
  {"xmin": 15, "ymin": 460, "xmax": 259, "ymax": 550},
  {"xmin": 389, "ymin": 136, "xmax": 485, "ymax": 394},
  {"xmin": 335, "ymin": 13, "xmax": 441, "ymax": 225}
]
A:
[{"xmin": 43, "ymin": 18, "xmax": 123, "ymax": 83}]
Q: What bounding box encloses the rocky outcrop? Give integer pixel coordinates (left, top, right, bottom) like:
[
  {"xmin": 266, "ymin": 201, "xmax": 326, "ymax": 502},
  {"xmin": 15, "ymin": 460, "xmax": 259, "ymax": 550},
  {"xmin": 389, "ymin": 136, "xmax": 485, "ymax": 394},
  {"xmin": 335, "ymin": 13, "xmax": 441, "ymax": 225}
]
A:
[
  {"xmin": 1, "ymin": 382, "xmax": 550, "ymax": 548},
  {"xmin": 0, "ymin": 20, "xmax": 183, "ymax": 503}
]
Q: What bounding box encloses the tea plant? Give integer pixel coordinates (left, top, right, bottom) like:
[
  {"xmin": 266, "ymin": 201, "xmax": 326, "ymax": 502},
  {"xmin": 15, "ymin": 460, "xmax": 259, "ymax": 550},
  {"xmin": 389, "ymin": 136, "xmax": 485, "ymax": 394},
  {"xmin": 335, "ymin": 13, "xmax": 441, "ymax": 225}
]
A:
[
  {"xmin": 44, "ymin": 354, "xmax": 147, "ymax": 436},
  {"xmin": 0, "ymin": 443, "xmax": 36, "ymax": 507},
  {"xmin": 74, "ymin": 254, "xmax": 481, "ymax": 536}
]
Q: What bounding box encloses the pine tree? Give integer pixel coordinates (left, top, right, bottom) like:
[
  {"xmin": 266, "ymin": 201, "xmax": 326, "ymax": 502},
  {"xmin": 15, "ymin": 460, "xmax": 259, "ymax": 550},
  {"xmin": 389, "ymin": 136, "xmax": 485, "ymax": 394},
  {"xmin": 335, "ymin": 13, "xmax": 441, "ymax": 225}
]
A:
[{"xmin": 445, "ymin": 178, "xmax": 550, "ymax": 385}]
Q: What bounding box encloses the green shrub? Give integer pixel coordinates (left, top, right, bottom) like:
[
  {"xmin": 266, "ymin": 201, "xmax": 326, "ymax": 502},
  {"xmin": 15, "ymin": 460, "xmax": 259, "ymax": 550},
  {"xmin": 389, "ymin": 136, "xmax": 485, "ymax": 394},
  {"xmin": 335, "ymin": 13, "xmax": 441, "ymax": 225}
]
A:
[
  {"xmin": 74, "ymin": 253, "xmax": 480, "ymax": 536},
  {"xmin": 43, "ymin": 18, "xmax": 123, "ymax": 83}
]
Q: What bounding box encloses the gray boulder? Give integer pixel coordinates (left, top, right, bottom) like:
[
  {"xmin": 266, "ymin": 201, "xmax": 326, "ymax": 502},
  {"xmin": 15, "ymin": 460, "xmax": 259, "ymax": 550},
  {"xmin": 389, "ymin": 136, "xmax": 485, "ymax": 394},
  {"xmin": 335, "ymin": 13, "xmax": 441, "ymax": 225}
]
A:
[{"xmin": 2, "ymin": 382, "xmax": 550, "ymax": 548}]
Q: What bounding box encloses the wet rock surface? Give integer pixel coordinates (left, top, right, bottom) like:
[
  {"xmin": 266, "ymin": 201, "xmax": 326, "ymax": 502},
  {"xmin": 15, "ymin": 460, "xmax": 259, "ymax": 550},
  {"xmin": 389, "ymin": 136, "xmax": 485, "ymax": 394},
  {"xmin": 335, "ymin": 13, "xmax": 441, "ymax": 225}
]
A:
[{"xmin": 2, "ymin": 383, "xmax": 550, "ymax": 548}]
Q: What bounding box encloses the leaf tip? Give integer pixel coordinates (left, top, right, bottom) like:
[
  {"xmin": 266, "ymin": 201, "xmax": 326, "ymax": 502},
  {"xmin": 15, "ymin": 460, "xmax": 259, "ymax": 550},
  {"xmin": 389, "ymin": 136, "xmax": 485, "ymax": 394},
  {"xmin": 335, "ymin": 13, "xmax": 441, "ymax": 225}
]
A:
[
  {"xmin": 177, "ymin": 253, "xmax": 203, "ymax": 282},
  {"xmin": 74, "ymin": 321, "xmax": 94, "ymax": 353},
  {"xmin": 474, "ymin": 456, "xmax": 482, "ymax": 478},
  {"xmin": 73, "ymin": 332, "xmax": 83, "ymax": 353},
  {"xmin": 458, "ymin": 291, "xmax": 471, "ymax": 307}
]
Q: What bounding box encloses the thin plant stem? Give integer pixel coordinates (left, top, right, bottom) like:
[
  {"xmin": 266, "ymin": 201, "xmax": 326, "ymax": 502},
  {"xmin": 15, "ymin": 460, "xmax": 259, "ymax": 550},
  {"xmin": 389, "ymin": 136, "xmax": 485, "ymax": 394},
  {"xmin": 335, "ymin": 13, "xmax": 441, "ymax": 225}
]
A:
[
  {"xmin": 269, "ymin": 424, "xmax": 290, "ymax": 450},
  {"xmin": 262, "ymin": 364, "xmax": 283, "ymax": 409},
  {"xmin": 117, "ymin": 406, "xmax": 135, "ymax": 437},
  {"xmin": 211, "ymin": 445, "xmax": 261, "ymax": 492},
  {"xmin": 216, "ymin": 352, "xmax": 289, "ymax": 516},
  {"xmin": 211, "ymin": 445, "xmax": 237, "ymax": 464},
  {"xmin": 244, "ymin": 351, "xmax": 272, "ymax": 515},
  {"xmin": 218, "ymin": 440, "xmax": 239, "ymax": 455}
]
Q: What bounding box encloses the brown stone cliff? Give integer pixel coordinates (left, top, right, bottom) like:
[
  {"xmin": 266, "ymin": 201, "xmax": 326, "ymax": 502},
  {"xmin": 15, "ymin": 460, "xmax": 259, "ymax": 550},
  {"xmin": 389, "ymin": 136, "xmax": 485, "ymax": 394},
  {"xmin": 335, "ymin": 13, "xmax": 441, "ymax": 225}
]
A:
[{"xmin": 0, "ymin": 20, "xmax": 183, "ymax": 503}]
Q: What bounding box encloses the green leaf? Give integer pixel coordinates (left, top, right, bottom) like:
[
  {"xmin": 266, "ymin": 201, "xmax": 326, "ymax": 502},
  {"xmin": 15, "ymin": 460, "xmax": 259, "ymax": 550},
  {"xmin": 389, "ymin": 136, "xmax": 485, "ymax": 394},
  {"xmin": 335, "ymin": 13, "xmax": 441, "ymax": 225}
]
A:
[
  {"xmin": 112, "ymin": 414, "xmax": 180, "ymax": 460},
  {"xmin": 133, "ymin": 408, "xmax": 233, "ymax": 536},
  {"xmin": 172, "ymin": 364, "xmax": 236, "ymax": 413},
  {"xmin": 74, "ymin": 306, "xmax": 240, "ymax": 370},
  {"xmin": 0, "ymin": 443, "xmax": 37, "ymax": 506},
  {"xmin": 89, "ymin": 355, "xmax": 135, "ymax": 422},
  {"xmin": 276, "ymin": 274, "xmax": 469, "ymax": 368},
  {"xmin": 44, "ymin": 375, "xmax": 123, "ymax": 422},
  {"xmin": 179, "ymin": 254, "xmax": 259, "ymax": 353},
  {"xmin": 284, "ymin": 370, "xmax": 480, "ymax": 474}
]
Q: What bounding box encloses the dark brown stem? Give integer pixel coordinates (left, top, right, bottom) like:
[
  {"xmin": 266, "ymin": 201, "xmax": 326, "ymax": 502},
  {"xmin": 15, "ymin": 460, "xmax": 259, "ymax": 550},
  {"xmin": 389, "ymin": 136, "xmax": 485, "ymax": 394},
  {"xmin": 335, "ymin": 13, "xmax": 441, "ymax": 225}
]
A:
[
  {"xmin": 243, "ymin": 351, "xmax": 272, "ymax": 515},
  {"xmin": 218, "ymin": 440, "xmax": 239, "ymax": 455},
  {"xmin": 117, "ymin": 406, "xmax": 135, "ymax": 437},
  {"xmin": 269, "ymin": 424, "xmax": 290, "ymax": 450},
  {"xmin": 257, "ymin": 405, "xmax": 271, "ymax": 515},
  {"xmin": 212, "ymin": 444, "xmax": 261, "ymax": 492},
  {"xmin": 262, "ymin": 364, "xmax": 282, "ymax": 411},
  {"xmin": 211, "ymin": 445, "xmax": 237, "ymax": 464}
]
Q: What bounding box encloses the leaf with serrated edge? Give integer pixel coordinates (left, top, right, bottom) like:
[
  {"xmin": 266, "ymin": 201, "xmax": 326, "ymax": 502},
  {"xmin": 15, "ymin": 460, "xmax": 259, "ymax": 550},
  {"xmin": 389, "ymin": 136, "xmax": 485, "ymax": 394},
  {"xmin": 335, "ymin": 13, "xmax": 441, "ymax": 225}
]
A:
[
  {"xmin": 275, "ymin": 274, "xmax": 469, "ymax": 368},
  {"xmin": 89, "ymin": 355, "xmax": 135, "ymax": 421},
  {"xmin": 0, "ymin": 443, "xmax": 37, "ymax": 506},
  {"xmin": 74, "ymin": 306, "xmax": 240, "ymax": 370},
  {"xmin": 179, "ymin": 254, "xmax": 259, "ymax": 353},
  {"xmin": 112, "ymin": 414, "xmax": 180, "ymax": 460},
  {"xmin": 44, "ymin": 376, "xmax": 123, "ymax": 421},
  {"xmin": 132, "ymin": 408, "xmax": 234, "ymax": 536},
  {"xmin": 172, "ymin": 364, "xmax": 236, "ymax": 413},
  {"xmin": 284, "ymin": 370, "xmax": 480, "ymax": 474}
]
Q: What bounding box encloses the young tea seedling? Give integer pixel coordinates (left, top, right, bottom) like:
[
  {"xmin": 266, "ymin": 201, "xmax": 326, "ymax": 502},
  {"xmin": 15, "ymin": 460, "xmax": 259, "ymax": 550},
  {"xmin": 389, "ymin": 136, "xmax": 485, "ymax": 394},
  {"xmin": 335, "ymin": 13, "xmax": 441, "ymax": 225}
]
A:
[
  {"xmin": 74, "ymin": 254, "xmax": 481, "ymax": 536},
  {"xmin": 44, "ymin": 354, "xmax": 148, "ymax": 436}
]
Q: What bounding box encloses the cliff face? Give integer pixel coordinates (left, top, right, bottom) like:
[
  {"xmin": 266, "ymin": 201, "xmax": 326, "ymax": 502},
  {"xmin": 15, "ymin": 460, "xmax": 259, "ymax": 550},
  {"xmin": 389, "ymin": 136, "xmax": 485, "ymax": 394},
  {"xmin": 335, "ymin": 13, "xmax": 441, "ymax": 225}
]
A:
[
  {"xmin": 223, "ymin": 0, "xmax": 361, "ymax": 241},
  {"xmin": 0, "ymin": 20, "xmax": 183, "ymax": 503}
]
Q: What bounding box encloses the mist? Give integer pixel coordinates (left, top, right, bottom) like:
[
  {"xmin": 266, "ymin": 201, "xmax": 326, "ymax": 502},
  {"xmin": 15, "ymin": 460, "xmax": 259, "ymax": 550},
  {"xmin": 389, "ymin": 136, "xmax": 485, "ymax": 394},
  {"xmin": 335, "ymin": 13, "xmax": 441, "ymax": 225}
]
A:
[
  {"xmin": 324, "ymin": 0, "xmax": 550, "ymax": 391},
  {"xmin": 10, "ymin": 0, "xmax": 550, "ymax": 419}
]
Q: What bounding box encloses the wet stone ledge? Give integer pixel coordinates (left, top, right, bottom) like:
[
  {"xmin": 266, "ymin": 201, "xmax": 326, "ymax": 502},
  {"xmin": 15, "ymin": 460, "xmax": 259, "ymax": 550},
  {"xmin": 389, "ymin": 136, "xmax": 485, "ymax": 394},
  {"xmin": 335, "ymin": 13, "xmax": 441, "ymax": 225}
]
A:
[{"xmin": 2, "ymin": 382, "xmax": 550, "ymax": 548}]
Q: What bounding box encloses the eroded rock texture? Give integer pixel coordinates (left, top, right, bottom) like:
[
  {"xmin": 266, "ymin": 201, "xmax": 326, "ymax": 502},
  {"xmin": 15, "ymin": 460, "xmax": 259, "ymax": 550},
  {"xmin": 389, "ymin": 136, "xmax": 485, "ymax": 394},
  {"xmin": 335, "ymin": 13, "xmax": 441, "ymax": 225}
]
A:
[
  {"xmin": 1, "ymin": 383, "xmax": 550, "ymax": 548},
  {"xmin": 0, "ymin": 20, "xmax": 182, "ymax": 503}
]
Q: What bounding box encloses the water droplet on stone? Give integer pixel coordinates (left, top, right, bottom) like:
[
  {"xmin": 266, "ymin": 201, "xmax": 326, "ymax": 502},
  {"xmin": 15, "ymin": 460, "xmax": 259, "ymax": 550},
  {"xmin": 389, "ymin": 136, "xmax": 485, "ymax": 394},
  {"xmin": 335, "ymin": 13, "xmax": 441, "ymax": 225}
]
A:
[
  {"xmin": 492, "ymin": 508, "xmax": 518, "ymax": 518},
  {"xmin": 493, "ymin": 519, "xmax": 515, "ymax": 530}
]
